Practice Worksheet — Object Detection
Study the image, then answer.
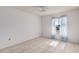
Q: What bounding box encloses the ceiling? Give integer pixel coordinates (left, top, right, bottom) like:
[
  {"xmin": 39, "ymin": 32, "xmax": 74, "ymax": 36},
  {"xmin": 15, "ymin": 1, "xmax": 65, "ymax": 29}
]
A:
[{"xmin": 15, "ymin": 6, "xmax": 79, "ymax": 16}]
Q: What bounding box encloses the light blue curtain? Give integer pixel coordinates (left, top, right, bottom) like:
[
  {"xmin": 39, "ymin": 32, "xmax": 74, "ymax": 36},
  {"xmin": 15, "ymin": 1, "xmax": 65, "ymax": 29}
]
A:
[
  {"xmin": 60, "ymin": 16, "xmax": 68, "ymax": 41},
  {"xmin": 51, "ymin": 17, "xmax": 56, "ymax": 39}
]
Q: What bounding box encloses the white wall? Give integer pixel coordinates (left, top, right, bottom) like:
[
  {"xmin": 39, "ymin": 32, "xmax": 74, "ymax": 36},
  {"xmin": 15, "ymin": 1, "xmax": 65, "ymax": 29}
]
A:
[
  {"xmin": 0, "ymin": 7, "xmax": 41, "ymax": 49},
  {"xmin": 42, "ymin": 8, "xmax": 79, "ymax": 43}
]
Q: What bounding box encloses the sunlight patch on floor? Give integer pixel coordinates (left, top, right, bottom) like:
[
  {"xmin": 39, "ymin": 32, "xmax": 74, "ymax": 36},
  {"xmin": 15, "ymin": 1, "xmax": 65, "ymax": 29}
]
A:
[
  {"xmin": 50, "ymin": 40, "xmax": 59, "ymax": 47},
  {"xmin": 60, "ymin": 42, "xmax": 67, "ymax": 49}
]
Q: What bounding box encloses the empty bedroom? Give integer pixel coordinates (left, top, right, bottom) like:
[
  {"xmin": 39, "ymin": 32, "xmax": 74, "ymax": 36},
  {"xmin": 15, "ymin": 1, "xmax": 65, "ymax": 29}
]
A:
[{"xmin": 0, "ymin": 6, "xmax": 79, "ymax": 53}]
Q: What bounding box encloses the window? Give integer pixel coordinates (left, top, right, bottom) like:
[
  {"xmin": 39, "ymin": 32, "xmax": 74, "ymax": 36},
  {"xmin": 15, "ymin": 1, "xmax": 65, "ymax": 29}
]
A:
[{"xmin": 51, "ymin": 16, "xmax": 68, "ymax": 41}]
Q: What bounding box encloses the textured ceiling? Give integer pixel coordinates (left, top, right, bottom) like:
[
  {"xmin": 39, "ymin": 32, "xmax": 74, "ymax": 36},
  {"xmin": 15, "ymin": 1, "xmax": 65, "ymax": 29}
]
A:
[{"xmin": 15, "ymin": 6, "xmax": 79, "ymax": 15}]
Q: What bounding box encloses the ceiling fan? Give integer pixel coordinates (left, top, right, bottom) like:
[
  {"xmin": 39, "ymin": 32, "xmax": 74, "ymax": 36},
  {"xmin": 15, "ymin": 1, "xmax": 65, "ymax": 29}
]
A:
[{"xmin": 34, "ymin": 6, "xmax": 48, "ymax": 12}]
